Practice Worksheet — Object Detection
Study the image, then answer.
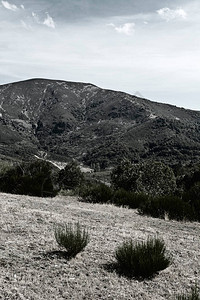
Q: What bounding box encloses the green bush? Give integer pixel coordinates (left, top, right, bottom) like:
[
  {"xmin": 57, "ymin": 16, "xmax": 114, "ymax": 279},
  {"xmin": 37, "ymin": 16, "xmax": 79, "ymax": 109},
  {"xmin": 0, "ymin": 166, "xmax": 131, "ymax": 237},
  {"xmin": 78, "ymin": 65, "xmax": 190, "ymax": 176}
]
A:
[
  {"xmin": 176, "ymin": 284, "xmax": 200, "ymax": 300},
  {"xmin": 54, "ymin": 222, "xmax": 89, "ymax": 258},
  {"xmin": 0, "ymin": 160, "xmax": 58, "ymax": 197},
  {"xmin": 111, "ymin": 189, "xmax": 148, "ymax": 209},
  {"xmin": 139, "ymin": 195, "xmax": 194, "ymax": 221},
  {"xmin": 115, "ymin": 237, "xmax": 171, "ymax": 279},
  {"xmin": 79, "ymin": 183, "xmax": 113, "ymax": 203},
  {"xmin": 57, "ymin": 161, "xmax": 84, "ymax": 190}
]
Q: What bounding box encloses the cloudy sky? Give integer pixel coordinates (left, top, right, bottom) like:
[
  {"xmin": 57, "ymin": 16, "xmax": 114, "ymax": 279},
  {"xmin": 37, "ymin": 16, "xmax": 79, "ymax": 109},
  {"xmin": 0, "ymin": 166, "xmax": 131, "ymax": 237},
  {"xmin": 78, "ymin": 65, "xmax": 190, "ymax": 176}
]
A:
[{"xmin": 0, "ymin": 0, "xmax": 199, "ymax": 110}]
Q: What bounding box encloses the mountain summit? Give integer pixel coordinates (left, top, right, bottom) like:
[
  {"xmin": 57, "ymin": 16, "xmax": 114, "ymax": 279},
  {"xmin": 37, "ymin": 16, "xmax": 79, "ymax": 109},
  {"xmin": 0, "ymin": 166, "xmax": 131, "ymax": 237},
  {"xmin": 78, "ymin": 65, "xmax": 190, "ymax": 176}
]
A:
[{"xmin": 0, "ymin": 78, "xmax": 200, "ymax": 167}]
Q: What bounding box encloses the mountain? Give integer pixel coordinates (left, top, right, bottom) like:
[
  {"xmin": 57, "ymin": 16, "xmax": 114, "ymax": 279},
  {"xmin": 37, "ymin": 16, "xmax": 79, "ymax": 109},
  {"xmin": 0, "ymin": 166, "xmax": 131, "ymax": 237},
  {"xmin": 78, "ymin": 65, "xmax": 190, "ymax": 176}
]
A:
[{"xmin": 0, "ymin": 78, "xmax": 200, "ymax": 168}]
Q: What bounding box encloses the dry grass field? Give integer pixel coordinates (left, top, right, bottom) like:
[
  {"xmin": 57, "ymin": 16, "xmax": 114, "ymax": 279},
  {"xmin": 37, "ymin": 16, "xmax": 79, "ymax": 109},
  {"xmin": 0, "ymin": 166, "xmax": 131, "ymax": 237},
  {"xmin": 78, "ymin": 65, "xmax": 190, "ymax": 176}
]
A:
[{"xmin": 0, "ymin": 192, "xmax": 200, "ymax": 299}]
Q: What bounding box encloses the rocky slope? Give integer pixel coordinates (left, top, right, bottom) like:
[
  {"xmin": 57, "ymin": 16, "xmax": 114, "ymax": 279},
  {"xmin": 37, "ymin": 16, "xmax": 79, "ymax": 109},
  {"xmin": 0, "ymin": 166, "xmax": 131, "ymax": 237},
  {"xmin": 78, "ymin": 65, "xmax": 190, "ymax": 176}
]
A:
[{"xmin": 0, "ymin": 78, "xmax": 200, "ymax": 167}]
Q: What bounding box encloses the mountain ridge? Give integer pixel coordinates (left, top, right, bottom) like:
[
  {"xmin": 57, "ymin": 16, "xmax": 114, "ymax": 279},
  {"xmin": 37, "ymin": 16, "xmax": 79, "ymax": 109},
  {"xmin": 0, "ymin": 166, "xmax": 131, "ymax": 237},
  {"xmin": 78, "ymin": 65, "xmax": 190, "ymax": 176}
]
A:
[{"xmin": 0, "ymin": 78, "xmax": 200, "ymax": 168}]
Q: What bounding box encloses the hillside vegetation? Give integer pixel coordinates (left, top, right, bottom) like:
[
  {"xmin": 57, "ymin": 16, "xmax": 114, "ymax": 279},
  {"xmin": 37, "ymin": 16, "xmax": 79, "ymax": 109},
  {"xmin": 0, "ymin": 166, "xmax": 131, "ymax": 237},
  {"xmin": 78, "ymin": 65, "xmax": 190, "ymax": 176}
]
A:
[{"xmin": 1, "ymin": 78, "xmax": 200, "ymax": 166}]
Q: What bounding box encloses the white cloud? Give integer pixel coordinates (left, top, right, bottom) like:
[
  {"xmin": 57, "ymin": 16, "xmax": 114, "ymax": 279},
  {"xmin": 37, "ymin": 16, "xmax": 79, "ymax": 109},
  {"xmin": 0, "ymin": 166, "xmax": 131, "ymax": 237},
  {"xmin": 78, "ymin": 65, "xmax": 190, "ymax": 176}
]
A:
[
  {"xmin": 32, "ymin": 11, "xmax": 55, "ymax": 29},
  {"xmin": 1, "ymin": 0, "xmax": 18, "ymax": 11},
  {"xmin": 43, "ymin": 13, "xmax": 55, "ymax": 29},
  {"xmin": 157, "ymin": 7, "xmax": 187, "ymax": 21},
  {"xmin": 108, "ymin": 22, "xmax": 135, "ymax": 35},
  {"xmin": 20, "ymin": 4, "xmax": 24, "ymax": 10}
]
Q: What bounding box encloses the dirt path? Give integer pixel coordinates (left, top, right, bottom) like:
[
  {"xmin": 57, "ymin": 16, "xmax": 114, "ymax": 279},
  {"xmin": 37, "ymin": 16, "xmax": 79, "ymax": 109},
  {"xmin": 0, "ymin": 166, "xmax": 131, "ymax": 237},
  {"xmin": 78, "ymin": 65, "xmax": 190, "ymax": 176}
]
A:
[{"xmin": 0, "ymin": 193, "xmax": 199, "ymax": 299}]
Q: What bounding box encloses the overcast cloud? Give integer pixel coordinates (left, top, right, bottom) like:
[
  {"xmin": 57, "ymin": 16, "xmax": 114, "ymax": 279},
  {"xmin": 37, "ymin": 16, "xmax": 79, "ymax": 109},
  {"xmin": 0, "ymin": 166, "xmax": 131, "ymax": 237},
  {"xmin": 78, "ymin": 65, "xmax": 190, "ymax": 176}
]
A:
[{"xmin": 0, "ymin": 0, "xmax": 199, "ymax": 110}]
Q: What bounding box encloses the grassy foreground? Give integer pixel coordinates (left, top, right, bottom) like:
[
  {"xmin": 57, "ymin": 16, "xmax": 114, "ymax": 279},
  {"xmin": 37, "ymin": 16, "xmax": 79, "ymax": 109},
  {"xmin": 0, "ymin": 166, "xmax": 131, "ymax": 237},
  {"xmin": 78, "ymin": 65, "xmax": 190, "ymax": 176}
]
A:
[{"xmin": 0, "ymin": 193, "xmax": 199, "ymax": 299}]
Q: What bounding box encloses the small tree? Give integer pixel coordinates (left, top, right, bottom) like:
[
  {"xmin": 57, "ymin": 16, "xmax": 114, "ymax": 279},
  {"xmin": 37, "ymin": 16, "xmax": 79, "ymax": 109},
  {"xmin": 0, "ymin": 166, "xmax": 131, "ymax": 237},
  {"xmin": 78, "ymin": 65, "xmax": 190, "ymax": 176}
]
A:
[
  {"xmin": 111, "ymin": 160, "xmax": 176, "ymax": 196},
  {"xmin": 111, "ymin": 159, "xmax": 139, "ymax": 191},
  {"xmin": 58, "ymin": 161, "xmax": 84, "ymax": 190},
  {"xmin": 137, "ymin": 161, "xmax": 177, "ymax": 196}
]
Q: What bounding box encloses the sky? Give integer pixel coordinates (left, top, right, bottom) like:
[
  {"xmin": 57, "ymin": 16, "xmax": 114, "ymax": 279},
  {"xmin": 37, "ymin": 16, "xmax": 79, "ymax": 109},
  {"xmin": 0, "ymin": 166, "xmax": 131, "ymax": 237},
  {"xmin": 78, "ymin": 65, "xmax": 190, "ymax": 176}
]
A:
[{"xmin": 0, "ymin": 0, "xmax": 199, "ymax": 111}]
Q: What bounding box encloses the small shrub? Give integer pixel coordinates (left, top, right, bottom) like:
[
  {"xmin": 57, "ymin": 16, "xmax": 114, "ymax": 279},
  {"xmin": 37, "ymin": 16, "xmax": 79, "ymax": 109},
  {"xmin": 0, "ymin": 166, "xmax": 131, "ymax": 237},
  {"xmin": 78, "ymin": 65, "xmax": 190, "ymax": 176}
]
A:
[
  {"xmin": 115, "ymin": 237, "xmax": 171, "ymax": 279},
  {"xmin": 176, "ymin": 284, "xmax": 200, "ymax": 300},
  {"xmin": 79, "ymin": 183, "xmax": 113, "ymax": 203},
  {"xmin": 54, "ymin": 222, "xmax": 89, "ymax": 258},
  {"xmin": 112, "ymin": 189, "xmax": 148, "ymax": 209}
]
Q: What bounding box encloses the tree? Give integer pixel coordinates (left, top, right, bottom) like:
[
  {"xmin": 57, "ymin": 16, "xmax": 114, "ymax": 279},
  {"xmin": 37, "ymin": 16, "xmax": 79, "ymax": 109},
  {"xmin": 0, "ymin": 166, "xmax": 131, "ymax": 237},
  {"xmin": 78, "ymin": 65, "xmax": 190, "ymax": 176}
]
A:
[
  {"xmin": 58, "ymin": 161, "xmax": 84, "ymax": 190},
  {"xmin": 137, "ymin": 161, "xmax": 177, "ymax": 196},
  {"xmin": 111, "ymin": 159, "xmax": 139, "ymax": 191},
  {"xmin": 0, "ymin": 160, "xmax": 58, "ymax": 197},
  {"xmin": 111, "ymin": 159, "xmax": 176, "ymax": 196}
]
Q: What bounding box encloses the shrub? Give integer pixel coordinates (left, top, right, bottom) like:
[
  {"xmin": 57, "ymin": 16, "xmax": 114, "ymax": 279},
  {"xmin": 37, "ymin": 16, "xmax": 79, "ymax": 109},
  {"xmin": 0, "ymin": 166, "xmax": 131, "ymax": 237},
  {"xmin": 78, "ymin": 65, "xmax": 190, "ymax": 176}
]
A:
[
  {"xmin": 112, "ymin": 189, "xmax": 148, "ymax": 209},
  {"xmin": 0, "ymin": 160, "xmax": 58, "ymax": 197},
  {"xmin": 54, "ymin": 222, "xmax": 89, "ymax": 258},
  {"xmin": 139, "ymin": 195, "xmax": 194, "ymax": 221},
  {"xmin": 176, "ymin": 284, "xmax": 200, "ymax": 300},
  {"xmin": 115, "ymin": 237, "xmax": 171, "ymax": 279},
  {"xmin": 79, "ymin": 183, "xmax": 113, "ymax": 203},
  {"xmin": 57, "ymin": 161, "xmax": 84, "ymax": 190},
  {"xmin": 182, "ymin": 182, "xmax": 200, "ymax": 221},
  {"xmin": 182, "ymin": 169, "xmax": 200, "ymax": 191}
]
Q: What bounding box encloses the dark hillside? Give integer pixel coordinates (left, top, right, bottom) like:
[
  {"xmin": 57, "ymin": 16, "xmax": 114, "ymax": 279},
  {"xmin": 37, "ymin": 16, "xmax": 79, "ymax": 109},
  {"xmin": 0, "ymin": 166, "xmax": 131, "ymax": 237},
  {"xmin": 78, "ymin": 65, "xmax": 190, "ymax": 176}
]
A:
[{"xmin": 0, "ymin": 78, "xmax": 200, "ymax": 167}]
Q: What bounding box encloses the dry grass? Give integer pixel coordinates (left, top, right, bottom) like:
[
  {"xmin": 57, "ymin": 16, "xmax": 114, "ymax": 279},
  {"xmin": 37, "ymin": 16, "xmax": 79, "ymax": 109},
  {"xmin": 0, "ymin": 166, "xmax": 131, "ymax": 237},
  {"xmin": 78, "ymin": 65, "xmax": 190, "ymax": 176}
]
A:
[{"xmin": 0, "ymin": 192, "xmax": 200, "ymax": 300}]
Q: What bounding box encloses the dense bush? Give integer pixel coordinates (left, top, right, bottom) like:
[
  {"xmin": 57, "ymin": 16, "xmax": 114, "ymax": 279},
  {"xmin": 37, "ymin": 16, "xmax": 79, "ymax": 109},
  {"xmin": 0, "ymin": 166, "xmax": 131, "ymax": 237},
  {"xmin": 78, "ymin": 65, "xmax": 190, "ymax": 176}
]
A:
[
  {"xmin": 57, "ymin": 161, "xmax": 84, "ymax": 190},
  {"xmin": 111, "ymin": 159, "xmax": 176, "ymax": 196},
  {"xmin": 176, "ymin": 284, "xmax": 200, "ymax": 300},
  {"xmin": 0, "ymin": 160, "xmax": 58, "ymax": 197},
  {"xmin": 115, "ymin": 237, "xmax": 171, "ymax": 279},
  {"xmin": 182, "ymin": 169, "xmax": 200, "ymax": 191},
  {"xmin": 79, "ymin": 183, "xmax": 113, "ymax": 203},
  {"xmin": 54, "ymin": 222, "xmax": 89, "ymax": 258},
  {"xmin": 139, "ymin": 195, "xmax": 194, "ymax": 221},
  {"xmin": 79, "ymin": 183, "xmax": 147, "ymax": 207},
  {"xmin": 111, "ymin": 189, "xmax": 148, "ymax": 209},
  {"xmin": 182, "ymin": 182, "xmax": 200, "ymax": 221}
]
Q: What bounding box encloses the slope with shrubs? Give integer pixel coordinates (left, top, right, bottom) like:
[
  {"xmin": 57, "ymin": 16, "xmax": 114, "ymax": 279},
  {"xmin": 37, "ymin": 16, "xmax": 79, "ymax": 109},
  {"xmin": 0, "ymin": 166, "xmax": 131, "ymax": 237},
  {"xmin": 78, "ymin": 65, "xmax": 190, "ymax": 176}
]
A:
[{"xmin": 0, "ymin": 193, "xmax": 199, "ymax": 299}]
